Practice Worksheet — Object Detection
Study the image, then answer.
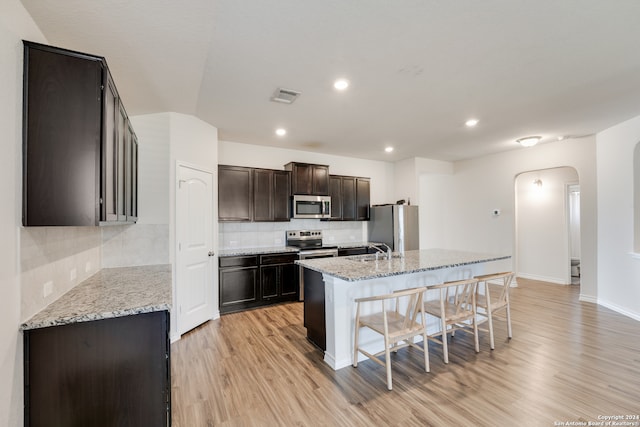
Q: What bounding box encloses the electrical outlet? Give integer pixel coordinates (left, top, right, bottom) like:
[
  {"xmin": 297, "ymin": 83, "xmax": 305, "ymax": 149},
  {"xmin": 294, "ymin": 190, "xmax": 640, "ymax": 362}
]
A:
[
  {"xmin": 43, "ymin": 281, "xmax": 53, "ymax": 298},
  {"xmin": 70, "ymin": 268, "xmax": 77, "ymax": 282}
]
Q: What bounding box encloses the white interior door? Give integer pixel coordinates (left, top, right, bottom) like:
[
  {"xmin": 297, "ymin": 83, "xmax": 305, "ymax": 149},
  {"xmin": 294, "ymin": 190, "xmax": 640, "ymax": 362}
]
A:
[{"xmin": 177, "ymin": 164, "xmax": 214, "ymax": 335}]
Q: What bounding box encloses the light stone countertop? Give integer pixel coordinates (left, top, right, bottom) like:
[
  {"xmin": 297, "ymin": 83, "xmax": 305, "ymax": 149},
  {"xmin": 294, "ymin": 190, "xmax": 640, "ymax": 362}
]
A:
[
  {"xmin": 296, "ymin": 248, "xmax": 511, "ymax": 282},
  {"xmin": 21, "ymin": 264, "xmax": 172, "ymax": 330}
]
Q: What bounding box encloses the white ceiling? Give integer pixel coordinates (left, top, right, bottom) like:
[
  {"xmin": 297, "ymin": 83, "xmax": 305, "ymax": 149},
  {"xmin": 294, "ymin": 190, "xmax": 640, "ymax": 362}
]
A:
[{"xmin": 20, "ymin": 0, "xmax": 640, "ymax": 162}]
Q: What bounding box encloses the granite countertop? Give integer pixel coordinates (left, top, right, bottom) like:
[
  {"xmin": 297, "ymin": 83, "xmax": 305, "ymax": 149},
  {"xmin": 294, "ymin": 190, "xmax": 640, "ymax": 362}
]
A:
[
  {"xmin": 21, "ymin": 264, "xmax": 172, "ymax": 331},
  {"xmin": 296, "ymin": 248, "xmax": 511, "ymax": 282}
]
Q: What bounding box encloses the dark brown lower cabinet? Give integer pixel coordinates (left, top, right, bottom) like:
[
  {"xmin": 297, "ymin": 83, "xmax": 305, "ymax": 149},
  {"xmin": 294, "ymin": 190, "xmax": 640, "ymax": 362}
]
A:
[
  {"xmin": 219, "ymin": 253, "xmax": 298, "ymax": 314},
  {"xmin": 23, "ymin": 311, "xmax": 170, "ymax": 427}
]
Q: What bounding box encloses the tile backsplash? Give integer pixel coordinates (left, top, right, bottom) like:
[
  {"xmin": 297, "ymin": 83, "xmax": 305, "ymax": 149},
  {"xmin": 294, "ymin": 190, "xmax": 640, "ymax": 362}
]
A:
[
  {"xmin": 21, "ymin": 226, "xmax": 102, "ymax": 321},
  {"xmin": 219, "ymin": 219, "xmax": 367, "ymax": 249},
  {"xmin": 101, "ymin": 224, "xmax": 169, "ymax": 268}
]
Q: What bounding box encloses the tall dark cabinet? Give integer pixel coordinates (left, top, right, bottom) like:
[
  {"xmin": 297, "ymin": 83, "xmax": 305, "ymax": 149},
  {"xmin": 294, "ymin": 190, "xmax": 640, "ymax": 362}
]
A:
[{"xmin": 22, "ymin": 41, "xmax": 138, "ymax": 226}]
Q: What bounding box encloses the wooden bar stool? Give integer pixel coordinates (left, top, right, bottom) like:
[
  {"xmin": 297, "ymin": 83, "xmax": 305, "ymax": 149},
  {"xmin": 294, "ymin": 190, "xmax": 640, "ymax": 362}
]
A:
[
  {"xmin": 353, "ymin": 286, "xmax": 430, "ymax": 390},
  {"xmin": 474, "ymin": 272, "xmax": 515, "ymax": 349},
  {"xmin": 421, "ymin": 278, "xmax": 479, "ymax": 364}
]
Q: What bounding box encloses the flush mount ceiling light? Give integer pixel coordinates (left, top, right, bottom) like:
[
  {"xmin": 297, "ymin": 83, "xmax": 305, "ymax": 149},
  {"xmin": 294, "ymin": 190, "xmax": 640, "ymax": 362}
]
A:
[
  {"xmin": 516, "ymin": 136, "xmax": 541, "ymax": 147},
  {"xmin": 275, "ymin": 128, "xmax": 287, "ymax": 136},
  {"xmin": 384, "ymin": 146, "xmax": 394, "ymax": 153},
  {"xmin": 333, "ymin": 79, "xmax": 349, "ymax": 91},
  {"xmin": 465, "ymin": 118, "xmax": 479, "ymax": 127}
]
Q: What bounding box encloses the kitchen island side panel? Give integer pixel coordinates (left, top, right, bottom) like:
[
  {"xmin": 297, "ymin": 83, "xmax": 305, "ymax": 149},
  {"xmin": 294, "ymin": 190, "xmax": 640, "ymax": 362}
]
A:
[{"xmin": 303, "ymin": 268, "xmax": 326, "ymax": 350}]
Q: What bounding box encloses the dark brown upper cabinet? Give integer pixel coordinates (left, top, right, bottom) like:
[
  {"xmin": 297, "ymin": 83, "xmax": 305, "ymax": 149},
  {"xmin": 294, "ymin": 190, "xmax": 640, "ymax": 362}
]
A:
[
  {"xmin": 22, "ymin": 41, "xmax": 138, "ymax": 226},
  {"xmin": 356, "ymin": 177, "xmax": 371, "ymax": 220},
  {"xmin": 284, "ymin": 162, "xmax": 329, "ymax": 196},
  {"xmin": 328, "ymin": 175, "xmax": 368, "ymax": 221},
  {"xmin": 219, "ymin": 166, "xmax": 290, "ymax": 222},
  {"xmin": 218, "ymin": 165, "xmax": 253, "ymax": 222},
  {"xmin": 272, "ymin": 170, "xmax": 291, "ymax": 221},
  {"xmin": 328, "ymin": 176, "xmax": 343, "ymax": 220}
]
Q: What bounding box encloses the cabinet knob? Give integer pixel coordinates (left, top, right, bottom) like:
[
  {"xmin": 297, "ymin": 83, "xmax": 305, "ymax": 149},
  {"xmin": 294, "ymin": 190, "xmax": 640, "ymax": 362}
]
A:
[{"xmin": 208, "ymin": 251, "xmax": 215, "ymax": 257}]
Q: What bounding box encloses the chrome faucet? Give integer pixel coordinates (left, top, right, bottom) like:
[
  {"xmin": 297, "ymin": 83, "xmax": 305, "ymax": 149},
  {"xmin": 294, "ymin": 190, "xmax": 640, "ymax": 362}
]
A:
[{"xmin": 369, "ymin": 243, "xmax": 392, "ymax": 260}]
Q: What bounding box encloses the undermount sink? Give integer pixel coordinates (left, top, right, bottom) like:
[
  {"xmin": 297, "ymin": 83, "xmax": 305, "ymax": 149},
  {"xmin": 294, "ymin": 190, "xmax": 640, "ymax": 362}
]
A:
[{"xmin": 346, "ymin": 253, "xmax": 404, "ymax": 262}]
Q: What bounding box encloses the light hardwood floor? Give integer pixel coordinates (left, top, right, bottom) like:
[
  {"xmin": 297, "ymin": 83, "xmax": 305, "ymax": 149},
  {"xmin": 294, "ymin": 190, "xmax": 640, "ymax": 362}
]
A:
[{"xmin": 171, "ymin": 279, "xmax": 640, "ymax": 426}]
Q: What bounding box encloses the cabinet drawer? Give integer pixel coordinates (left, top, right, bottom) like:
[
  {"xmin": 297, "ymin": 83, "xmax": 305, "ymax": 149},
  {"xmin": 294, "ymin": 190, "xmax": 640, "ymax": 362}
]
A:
[
  {"xmin": 219, "ymin": 255, "xmax": 258, "ymax": 268},
  {"xmin": 259, "ymin": 253, "xmax": 299, "ymax": 265}
]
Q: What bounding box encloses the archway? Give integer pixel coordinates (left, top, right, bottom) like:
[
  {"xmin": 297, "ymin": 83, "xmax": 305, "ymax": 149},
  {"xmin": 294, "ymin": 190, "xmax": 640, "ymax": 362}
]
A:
[{"xmin": 514, "ymin": 167, "xmax": 579, "ymax": 286}]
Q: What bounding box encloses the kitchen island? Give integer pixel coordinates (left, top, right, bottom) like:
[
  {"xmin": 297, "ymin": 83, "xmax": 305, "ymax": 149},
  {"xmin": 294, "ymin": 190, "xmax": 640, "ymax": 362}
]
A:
[{"xmin": 297, "ymin": 249, "xmax": 511, "ymax": 370}]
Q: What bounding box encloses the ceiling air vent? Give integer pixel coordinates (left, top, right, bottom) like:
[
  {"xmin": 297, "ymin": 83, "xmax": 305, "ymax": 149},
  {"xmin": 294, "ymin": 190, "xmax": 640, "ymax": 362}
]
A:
[{"xmin": 271, "ymin": 88, "xmax": 301, "ymax": 104}]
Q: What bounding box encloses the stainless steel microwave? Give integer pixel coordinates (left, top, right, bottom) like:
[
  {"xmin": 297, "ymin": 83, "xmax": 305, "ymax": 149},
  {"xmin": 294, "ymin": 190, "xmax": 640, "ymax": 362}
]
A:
[{"xmin": 292, "ymin": 195, "xmax": 331, "ymax": 219}]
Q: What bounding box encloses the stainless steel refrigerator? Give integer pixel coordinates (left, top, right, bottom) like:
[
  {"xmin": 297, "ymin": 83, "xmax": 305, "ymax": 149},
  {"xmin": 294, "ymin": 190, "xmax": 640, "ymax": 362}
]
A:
[{"xmin": 368, "ymin": 205, "xmax": 419, "ymax": 252}]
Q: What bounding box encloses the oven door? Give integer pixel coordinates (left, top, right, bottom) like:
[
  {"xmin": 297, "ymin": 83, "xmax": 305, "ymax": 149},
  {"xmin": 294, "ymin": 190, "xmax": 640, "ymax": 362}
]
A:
[{"xmin": 298, "ymin": 249, "xmax": 338, "ymax": 300}]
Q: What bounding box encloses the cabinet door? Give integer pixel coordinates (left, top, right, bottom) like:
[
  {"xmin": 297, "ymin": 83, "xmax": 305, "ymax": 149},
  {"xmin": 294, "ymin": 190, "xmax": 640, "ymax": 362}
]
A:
[
  {"xmin": 260, "ymin": 265, "xmax": 279, "ymax": 299},
  {"xmin": 23, "ymin": 43, "xmax": 103, "ymax": 226},
  {"xmin": 219, "ymin": 267, "xmax": 258, "ymax": 313},
  {"xmin": 128, "ymin": 130, "xmax": 139, "ymax": 221},
  {"xmin": 253, "ymin": 169, "xmax": 274, "ymax": 221},
  {"xmin": 124, "ymin": 123, "xmax": 138, "ymax": 222},
  {"xmin": 102, "ymin": 75, "xmax": 118, "ymax": 222},
  {"xmin": 356, "ymin": 178, "xmax": 371, "ymax": 220},
  {"xmin": 291, "ymin": 163, "xmax": 313, "ymax": 194},
  {"xmin": 116, "ymin": 103, "xmax": 127, "ymax": 221},
  {"xmin": 273, "ymin": 171, "xmax": 291, "ymax": 221},
  {"xmin": 280, "ymin": 262, "xmax": 298, "ymax": 297},
  {"xmin": 312, "ymin": 165, "xmax": 329, "ymax": 195},
  {"xmin": 218, "ymin": 166, "xmax": 252, "ymax": 221},
  {"xmin": 328, "ymin": 176, "xmax": 342, "ymax": 220},
  {"xmin": 342, "ymin": 177, "xmax": 357, "ymax": 221}
]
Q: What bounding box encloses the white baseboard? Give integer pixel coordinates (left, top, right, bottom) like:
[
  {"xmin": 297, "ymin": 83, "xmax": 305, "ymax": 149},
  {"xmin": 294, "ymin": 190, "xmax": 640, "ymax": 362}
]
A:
[
  {"xmin": 597, "ymin": 299, "xmax": 640, "ymax": 322},
  {"xmin": 579, "ymin": 294, "xmax": 597, "ymax": 304},
  {"xmin": 517, "ymin": 272, "xmax": 568, "ymax": 285},
  {"xmin": 170, "ymin": 332, "xmax": 181, "ymax": 343}
]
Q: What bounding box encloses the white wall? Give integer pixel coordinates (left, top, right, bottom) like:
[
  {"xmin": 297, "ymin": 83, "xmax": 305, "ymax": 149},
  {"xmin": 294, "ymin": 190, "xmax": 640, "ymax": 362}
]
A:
[
  {"xmin": 0, "ymin": 1, "xmax": 46, "ymax": 424},
  {"xmin": 596, "ymin": 115, "xmax": 640, "ymax": 320},
  {"xmin": 419, "ymin": 136, "xmax": 597, "ymax": 301},
  {"xmin": 102, "ymin": 113, "xmax": 172, "ymax": 268},
  {"xmin": 515, "ymin": 167, "xmax": 578, "ymax": 284}
]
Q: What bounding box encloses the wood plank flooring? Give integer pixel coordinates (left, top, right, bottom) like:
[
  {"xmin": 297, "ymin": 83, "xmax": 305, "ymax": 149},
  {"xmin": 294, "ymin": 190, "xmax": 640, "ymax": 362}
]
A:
[{"xmin": 171, "ymin": 279, "xmax": 640, "ymax": 426}]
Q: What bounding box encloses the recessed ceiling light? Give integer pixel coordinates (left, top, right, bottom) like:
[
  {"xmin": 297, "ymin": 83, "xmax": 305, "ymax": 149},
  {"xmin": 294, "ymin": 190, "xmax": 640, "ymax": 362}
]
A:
[
  {"xmin": 275, "ymin": 128, "xmax": 287, "ymax": 136},
  {"xmin": 384, "ymin": 146, "xmax": 394, "ymax": 153},
  {"xmin": 516, "ymin": 136, "xmax": 541, "ymax": 147},
  {"xmin": 334, "ymin": 79, "xmax": 349, "ymax": 91},
  {"xmin": 465, "ymin": 118, "xmax": 479, "ymax": 127}
]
